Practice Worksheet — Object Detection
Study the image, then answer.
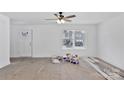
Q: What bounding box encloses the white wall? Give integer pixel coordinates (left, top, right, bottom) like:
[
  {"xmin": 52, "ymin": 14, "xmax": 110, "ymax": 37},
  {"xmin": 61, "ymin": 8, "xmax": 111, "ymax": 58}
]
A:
[
  {"xmin": 97, "ymin": 14, "xmax": 124, "ymax": 70},
  {"xmin": 0, "ymin": 15, "xmax": 10, "ymax": 68},
  {"xmin": 11, "ymin": 24, "xmax": 97, "ymax": 57}
]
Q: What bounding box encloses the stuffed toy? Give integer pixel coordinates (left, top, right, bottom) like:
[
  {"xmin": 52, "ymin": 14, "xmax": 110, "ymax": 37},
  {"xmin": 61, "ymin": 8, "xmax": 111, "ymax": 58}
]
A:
[
  {"xmin": 63, "ymin": 53, "xmax": 72, "ymax": 62},
  {"xmin": 71, "ymin": 55, "xmax": 79, "ymax": 64}
]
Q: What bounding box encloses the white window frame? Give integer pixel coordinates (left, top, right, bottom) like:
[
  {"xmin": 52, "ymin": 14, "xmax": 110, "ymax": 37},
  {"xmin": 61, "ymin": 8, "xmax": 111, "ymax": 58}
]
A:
[{"xmin": 62, "ymin": 30, "xmax": 86, "ymax": 50}]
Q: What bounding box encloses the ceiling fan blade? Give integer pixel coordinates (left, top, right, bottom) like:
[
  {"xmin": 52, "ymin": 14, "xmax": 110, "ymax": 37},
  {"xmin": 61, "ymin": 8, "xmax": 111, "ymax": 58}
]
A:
[
  {"xmin": 65, "ymin": 15, "xmax": 76, "ymax": 18},
  {"xmin": 45, "ymin": 19, "xmax": 57, "ymax": 20},
  {"xmin": 54, "ymin": 14, "xmax": 59, "ymax": 18},
  {"xmin": 64, "ymin": 19, "xmax": 72, "ymax": 22}
]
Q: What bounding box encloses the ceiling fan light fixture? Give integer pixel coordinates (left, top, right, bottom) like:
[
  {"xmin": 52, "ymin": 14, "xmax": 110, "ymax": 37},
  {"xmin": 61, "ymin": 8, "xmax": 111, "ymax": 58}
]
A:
[
  {"xmin": 56, "ymin": 19, "xmax": 65, "ymax": 24},
  {"xmin": 56, "ymin": 19, "xmax": 61, "ymax": 24},
  {"xmin": 61, "ymin": 19, "xmax": 65, "ymax": 24},
  {"xmin": 46, "ymin": 12, "xmax": 76, "ymax": 24}
]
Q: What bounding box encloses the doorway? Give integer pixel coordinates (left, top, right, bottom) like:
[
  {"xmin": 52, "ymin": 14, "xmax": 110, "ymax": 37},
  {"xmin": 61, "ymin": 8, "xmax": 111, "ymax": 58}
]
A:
[{"xmin": 17, "ymin": 29, "xmax": 32, "ymax": 57}]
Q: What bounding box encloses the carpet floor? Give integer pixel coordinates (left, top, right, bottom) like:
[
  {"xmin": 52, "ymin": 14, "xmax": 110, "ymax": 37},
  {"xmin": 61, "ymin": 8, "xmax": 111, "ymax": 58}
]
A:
[{"xmin": 0, "ymin": 58, "xmax": 106, "ymax": 80}]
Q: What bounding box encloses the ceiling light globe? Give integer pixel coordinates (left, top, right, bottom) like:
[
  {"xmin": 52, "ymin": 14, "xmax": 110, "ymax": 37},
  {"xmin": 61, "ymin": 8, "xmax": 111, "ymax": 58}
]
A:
[
  {"xmin": 56, "ymin": 20, "xmax": 61, "ymax": 24},
  {"xmin": 61, "ymin": 19, "xmax": 65, "ymax": 24}
]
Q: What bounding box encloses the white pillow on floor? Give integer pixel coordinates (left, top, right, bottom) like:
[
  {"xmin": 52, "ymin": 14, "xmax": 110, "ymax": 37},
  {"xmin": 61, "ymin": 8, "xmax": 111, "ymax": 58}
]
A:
[{"xmin": 52, "ymin": 59, "xmax": 60, "ymax": 64}]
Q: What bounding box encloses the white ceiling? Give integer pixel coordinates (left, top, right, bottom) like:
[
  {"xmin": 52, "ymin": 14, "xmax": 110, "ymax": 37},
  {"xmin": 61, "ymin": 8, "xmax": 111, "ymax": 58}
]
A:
[{"xmin": 0, "ymin": 12, "xmax": 123, "ymax": 24}]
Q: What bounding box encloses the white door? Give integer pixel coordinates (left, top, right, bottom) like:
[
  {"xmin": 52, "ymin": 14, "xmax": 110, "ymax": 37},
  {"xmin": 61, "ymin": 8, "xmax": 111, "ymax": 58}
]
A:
[{"xmin": 18, "ymin": 30, "xmax": 32, "ymax": 57}]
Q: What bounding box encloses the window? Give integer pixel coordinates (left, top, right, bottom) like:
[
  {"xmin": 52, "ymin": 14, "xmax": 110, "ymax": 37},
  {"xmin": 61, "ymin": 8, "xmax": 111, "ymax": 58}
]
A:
[
  {"xmin": 75, "ymin": 31, "xmax": 84, "ymax": 47},
  {"xmin": 63, "ymin": 30, "xmax": 86, "ymax": 49},
  {"xmin": 63, "ymin": 30, "xmax": 73, "ymax": 48}
]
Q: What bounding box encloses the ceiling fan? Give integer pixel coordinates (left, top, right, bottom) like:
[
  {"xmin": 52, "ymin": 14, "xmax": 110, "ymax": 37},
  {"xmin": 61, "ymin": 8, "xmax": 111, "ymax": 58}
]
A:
[{"xmin": 45, "ymin": 12, "xmax": 76, "ymax": 24}]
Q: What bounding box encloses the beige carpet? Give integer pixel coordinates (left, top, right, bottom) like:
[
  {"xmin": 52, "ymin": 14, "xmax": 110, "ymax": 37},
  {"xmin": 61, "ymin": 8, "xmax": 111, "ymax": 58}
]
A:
[{"xmin": 0, "ymin": 58, "xmax": 105, "ymax": 80}]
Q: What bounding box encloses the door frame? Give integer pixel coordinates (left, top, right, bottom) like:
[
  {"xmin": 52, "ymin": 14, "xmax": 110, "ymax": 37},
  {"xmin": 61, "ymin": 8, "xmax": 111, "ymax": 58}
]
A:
[{"xmin": 31, "ymin": 29, "xmax": 33, "ymax": 57}]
